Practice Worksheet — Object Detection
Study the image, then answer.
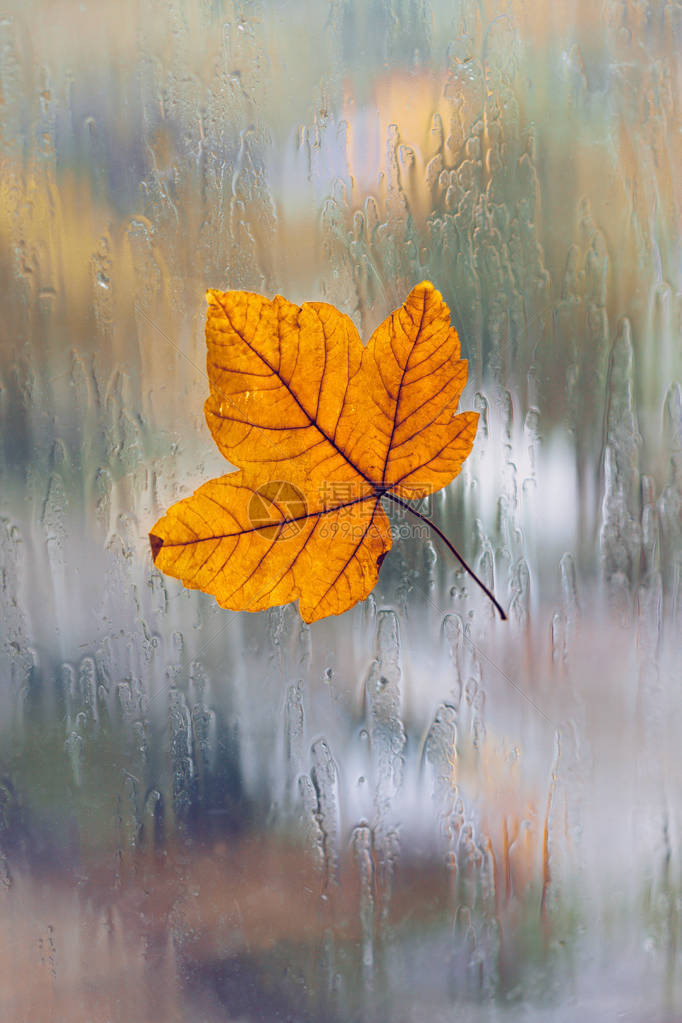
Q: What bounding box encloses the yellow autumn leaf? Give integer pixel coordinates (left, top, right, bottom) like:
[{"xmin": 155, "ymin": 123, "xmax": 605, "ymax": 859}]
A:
[{"xmin": 150, "ymin": 281, "xmax": 486, "ymax": 623}]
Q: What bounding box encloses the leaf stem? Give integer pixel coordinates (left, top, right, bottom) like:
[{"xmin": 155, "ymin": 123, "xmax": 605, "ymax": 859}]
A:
[{"xmin": 385, "ymin": 493, "xmax": 508, "ymax": 621}]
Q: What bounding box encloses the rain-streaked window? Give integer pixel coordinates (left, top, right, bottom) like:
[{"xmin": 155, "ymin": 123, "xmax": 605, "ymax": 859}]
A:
[{"xmin": 0, "ymin": 2, "xmax": 679, "ymax": 1020}]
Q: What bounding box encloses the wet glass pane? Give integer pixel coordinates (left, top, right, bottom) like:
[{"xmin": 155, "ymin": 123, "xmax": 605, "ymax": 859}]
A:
[{"xmin": 0, "ymin": 1, "xmax": 680, "ymax": 1020}]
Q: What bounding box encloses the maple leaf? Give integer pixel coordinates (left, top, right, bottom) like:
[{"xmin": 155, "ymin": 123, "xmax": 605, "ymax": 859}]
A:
[{"xmin": 149, "ymin": 281, "xmax": 506, "ymax": 623}]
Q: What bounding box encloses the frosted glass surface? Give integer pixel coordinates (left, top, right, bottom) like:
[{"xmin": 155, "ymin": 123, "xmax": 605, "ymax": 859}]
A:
[{"xmin": 0, "ymin": 1, "xmax": 680, "ymax": 1020}]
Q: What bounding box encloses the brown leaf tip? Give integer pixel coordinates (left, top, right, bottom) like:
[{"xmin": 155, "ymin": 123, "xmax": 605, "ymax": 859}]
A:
[{"xmin": 149, "ymin": 533, "xmax": 164, "ymax": 562}]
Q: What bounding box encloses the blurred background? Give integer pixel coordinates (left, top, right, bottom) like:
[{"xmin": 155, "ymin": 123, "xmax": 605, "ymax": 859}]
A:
[{"xmin": 0, "ymin": 1, "xmax": 680, "ymax": 1020}]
